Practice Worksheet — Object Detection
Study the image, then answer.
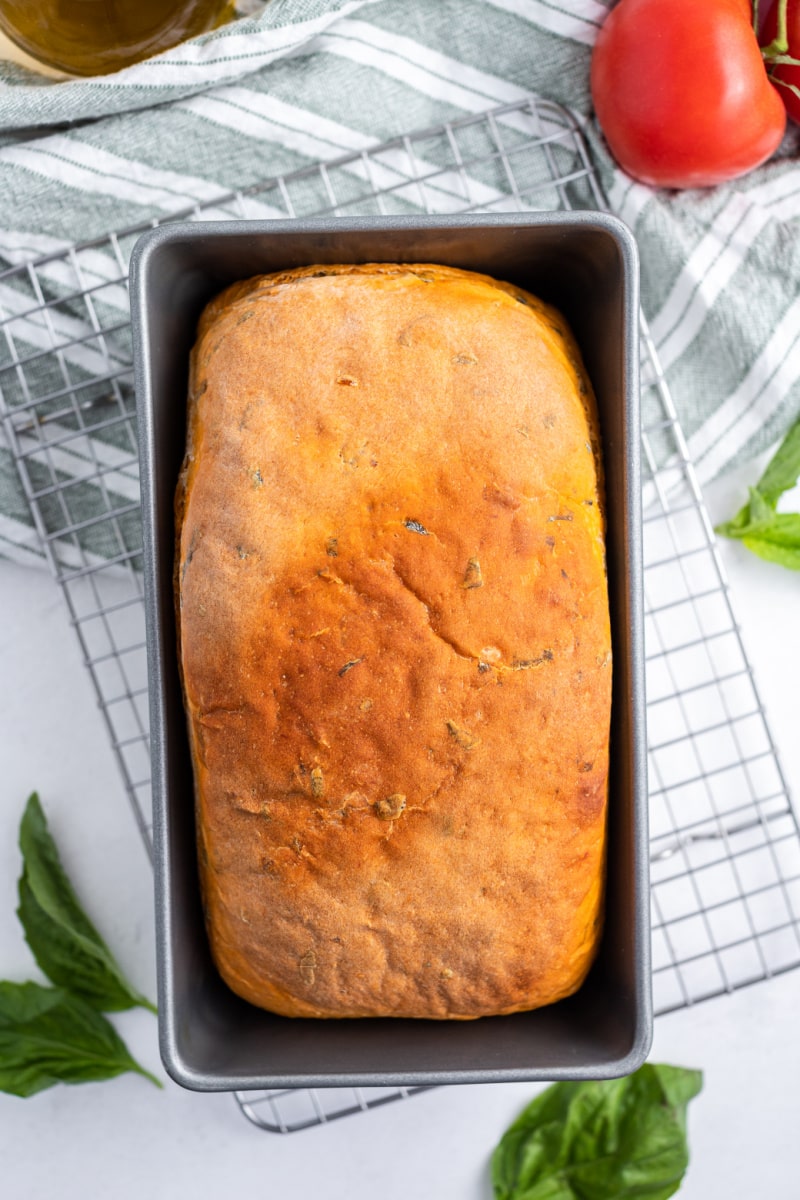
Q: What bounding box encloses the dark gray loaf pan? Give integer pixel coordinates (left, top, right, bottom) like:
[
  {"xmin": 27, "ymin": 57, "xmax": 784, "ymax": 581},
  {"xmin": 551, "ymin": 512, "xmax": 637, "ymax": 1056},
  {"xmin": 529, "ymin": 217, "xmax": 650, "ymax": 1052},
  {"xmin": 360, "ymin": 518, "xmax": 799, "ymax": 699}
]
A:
[{"xmin": 130, "ymin": 213, "xmax": 651, "ymax": 1091}]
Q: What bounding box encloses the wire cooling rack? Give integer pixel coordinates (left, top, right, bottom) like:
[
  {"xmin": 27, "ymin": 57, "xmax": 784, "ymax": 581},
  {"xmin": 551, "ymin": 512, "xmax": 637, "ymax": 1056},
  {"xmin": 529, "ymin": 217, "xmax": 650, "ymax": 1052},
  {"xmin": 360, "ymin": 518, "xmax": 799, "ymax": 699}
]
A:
[{"xmin": 1, "ymin": 96, "xmax": 799, "ymax": 1134}]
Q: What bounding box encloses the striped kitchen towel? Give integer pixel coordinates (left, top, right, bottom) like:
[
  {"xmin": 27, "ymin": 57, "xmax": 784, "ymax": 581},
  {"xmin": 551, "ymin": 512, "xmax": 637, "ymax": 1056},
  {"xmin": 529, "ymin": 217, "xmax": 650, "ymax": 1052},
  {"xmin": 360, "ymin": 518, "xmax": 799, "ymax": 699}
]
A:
[{"xmin": 0, "ymin": 0, "xmax": 798, "ymax": 567}]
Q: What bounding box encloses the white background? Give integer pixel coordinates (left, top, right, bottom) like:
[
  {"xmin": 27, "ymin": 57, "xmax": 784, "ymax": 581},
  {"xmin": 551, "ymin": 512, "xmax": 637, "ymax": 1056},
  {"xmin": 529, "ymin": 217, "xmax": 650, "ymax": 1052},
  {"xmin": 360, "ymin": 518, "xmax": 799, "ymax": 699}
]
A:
[{"xmin": 1, "ymin": 456, "xmax": 799, "ymax": 1197}]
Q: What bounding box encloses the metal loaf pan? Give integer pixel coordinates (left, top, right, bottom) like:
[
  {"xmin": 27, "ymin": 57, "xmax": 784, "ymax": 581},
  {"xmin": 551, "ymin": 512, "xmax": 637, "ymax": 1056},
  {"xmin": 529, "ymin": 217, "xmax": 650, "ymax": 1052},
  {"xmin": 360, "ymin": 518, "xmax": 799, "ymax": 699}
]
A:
[{"xmin": 130, "ymin": 213, "xmax": 651, "ymax": 1091}]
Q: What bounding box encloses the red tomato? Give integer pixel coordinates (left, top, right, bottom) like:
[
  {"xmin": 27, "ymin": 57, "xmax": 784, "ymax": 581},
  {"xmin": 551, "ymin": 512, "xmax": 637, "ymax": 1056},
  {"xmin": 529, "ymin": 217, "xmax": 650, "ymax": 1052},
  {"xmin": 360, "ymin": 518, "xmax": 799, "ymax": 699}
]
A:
[
  {"xmin": 591, "ymin": 0, "xmax": 786, "ymax": 188},
  {"xmin": 759, "ymin": 0, "xmax": 800, "ymax": 123}
]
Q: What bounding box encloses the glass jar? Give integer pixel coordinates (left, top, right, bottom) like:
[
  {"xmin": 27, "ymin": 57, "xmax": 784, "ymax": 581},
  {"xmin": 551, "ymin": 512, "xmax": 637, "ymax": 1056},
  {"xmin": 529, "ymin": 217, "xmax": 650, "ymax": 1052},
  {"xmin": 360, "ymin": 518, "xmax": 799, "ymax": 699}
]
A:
[{"xmin": 0, "ymin": 0, "xmax": 236, "ymax": 76}]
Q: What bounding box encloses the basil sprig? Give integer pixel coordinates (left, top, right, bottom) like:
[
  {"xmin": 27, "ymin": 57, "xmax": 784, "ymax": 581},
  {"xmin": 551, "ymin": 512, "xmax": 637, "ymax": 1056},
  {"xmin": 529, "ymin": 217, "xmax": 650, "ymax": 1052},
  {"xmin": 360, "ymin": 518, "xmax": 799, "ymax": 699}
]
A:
[
  {"xmin": 492, "ymin": 1063, "xmax": 703, "ymax": 1200},
  {"xmin": 0, "ymin": 982, "xmax": 159, "ymax": 1097},
  {"xmin": 18, "ymin": 793, "xmax": 156, "ymax": 1014},
  {"xmin": 1, "ymin": 793, "xmax": 159, "ymax": 1098},
  {"xmin": 716, "ymin": 414, "xmax": 800, "ymax": 570}
]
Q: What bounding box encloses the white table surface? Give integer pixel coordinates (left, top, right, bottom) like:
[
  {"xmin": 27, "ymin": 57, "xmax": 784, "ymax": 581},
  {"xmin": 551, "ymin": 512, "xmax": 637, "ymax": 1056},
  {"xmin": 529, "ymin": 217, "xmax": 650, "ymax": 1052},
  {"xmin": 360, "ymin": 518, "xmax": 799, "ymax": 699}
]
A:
[{"xmin": 1, "ymin": 455, "xmax": 799, "ymax": 1198}]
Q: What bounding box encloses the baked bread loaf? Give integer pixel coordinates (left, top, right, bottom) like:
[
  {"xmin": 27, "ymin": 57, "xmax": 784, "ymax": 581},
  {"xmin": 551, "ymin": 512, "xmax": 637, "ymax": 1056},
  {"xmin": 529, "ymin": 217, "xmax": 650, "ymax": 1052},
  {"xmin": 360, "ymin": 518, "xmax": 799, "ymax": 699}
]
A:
[{"xmin": 177, "ymin": 263, "xmax": 611, "ymax": 1020}]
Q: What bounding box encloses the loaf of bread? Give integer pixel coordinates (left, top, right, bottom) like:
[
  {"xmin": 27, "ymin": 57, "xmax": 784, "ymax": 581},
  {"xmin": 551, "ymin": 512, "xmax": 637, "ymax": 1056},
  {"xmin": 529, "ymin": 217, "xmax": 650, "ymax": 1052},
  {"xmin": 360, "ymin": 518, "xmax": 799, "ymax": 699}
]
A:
[{"xmin": 177, "ymin": 263, "xmax": 611, "ymax": 1020}]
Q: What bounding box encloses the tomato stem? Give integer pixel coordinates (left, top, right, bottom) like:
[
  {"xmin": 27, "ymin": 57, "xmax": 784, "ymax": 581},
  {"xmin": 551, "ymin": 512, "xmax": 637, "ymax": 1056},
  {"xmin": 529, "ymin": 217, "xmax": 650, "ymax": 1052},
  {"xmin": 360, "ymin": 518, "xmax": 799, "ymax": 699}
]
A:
[
  {"xmin": 761, "ymin": 0, "xmax": 790, "ymax": 58},
  {"xmin": 771, "ymin": 73, "xmax": 800, "ymax": 100}
]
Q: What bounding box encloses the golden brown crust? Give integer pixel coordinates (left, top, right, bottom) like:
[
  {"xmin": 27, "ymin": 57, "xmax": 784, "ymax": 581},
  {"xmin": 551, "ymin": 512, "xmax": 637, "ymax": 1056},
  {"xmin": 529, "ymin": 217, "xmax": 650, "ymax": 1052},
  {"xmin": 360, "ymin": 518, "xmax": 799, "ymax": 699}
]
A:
[{"xmin": 177, "ymin": 263, "xmax": 611, "ymax": 1019}]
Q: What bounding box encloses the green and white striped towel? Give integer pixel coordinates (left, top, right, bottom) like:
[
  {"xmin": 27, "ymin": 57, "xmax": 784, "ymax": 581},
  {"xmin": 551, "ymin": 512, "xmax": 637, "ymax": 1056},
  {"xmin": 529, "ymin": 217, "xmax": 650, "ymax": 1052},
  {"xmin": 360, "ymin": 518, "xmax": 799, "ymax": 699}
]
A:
[{"xmin": 0, "ymin": 0, "xmax": 798, "ymax": 567}]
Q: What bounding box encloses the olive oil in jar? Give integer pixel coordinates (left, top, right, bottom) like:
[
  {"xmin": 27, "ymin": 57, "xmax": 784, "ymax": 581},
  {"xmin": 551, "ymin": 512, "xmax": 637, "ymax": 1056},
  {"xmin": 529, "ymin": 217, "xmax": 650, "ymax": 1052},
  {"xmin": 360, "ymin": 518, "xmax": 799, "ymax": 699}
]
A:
[{"xmin": 0, "ymin": 0, "xmax": 237, "ymax": 76}]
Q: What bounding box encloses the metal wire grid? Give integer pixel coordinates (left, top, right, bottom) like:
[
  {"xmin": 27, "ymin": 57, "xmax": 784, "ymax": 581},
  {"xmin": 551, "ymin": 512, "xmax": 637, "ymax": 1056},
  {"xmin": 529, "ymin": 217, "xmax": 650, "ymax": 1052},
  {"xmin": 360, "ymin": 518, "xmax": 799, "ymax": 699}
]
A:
[{"xmin": 0, "ymin": 97, "xmax": 798, "ymax": 1134}]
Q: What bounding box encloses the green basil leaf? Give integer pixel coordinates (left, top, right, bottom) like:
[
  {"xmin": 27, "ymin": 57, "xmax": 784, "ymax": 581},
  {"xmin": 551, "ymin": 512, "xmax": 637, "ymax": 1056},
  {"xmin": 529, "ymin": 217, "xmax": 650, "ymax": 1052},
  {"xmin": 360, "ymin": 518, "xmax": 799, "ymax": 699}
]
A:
[
  {"xmin": 716, "ymin": 488, "xmax": 778, "ymax": 540},
  {"xmin": 17, "ymin": 793, "xmax": 156, "ymax": 1014},
  {"xmin": 492, "ymin": 1064, "xmax": 703, "ymax": 1200},
  {"xmin": 754, "ymin": 415, "xmax": 800, "ymax": 505},
  {"xmin": 716, "ymin": 414, "xmax": 800, "ymax": 570},
  {"xmin": 747, "ymin": 486, "xmax": 776, "ymax": 525},
  {"xmin": 745, "ymin": 512, "xmax": 800, "ymax": 544},
  {"xmin": 0, "ymin": 981, "xmax": 160, "ymax": 1097},
  {"xmin": 741, "ymin": 529, "xmax": 800, "ymax": 570},
  {"xmin": 715, "ymin": 504, "xmax": 753, "ymax": 539},
  {"xmin": 717, "ymin": 508, "xmax": 800, "ymax": 570}
]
